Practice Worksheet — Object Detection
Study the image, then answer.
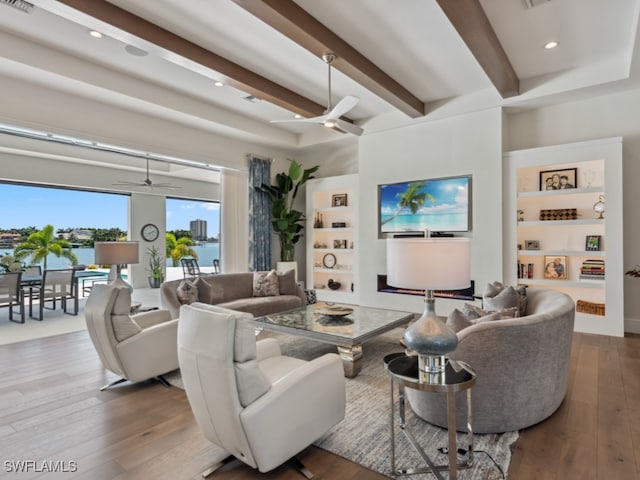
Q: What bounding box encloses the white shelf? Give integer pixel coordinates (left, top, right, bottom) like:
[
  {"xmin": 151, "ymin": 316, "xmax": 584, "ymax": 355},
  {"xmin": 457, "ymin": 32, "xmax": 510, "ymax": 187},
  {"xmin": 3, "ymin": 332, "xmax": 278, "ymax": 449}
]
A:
[
  {"xmin": 505, "ymin": 137, "xmax": 623, "ymax": 337},
  {"xmin": 313, "ymin": 206, "xmax": 353, "ymax": 213},
  {"xmin": 518, "ymin": 250, "xmax": 605, "ymax": 256},
  {"xmin": 517, "ymin": 279, "xmax": 604, "ymax": 289},
  {"xmin": 518, "ymin": 219, "xmax": 604, "ymax": 227},
  {"xmin": 314, "ymin": 267, "xmax": 353, "ymax": 274},
  {"xmin": 307, "ymin": 174, "xmax": 359, "ymax": 305},
  {"xmin": 312, "ymin": 227, "xmax": 354, "ymax": 232},
  {"xmin": 313, "ymin": 248, "xmax": 355, "ymax": 253},
  {"xmin": 517, "ymin": 186, "xmax": 602, "ymax": 198}
]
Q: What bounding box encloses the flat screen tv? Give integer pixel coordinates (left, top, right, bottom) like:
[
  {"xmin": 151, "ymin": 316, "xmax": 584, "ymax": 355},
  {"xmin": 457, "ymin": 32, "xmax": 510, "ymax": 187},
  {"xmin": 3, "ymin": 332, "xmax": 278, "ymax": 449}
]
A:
[{"xmin": 378, "ymin": 174, "xmax": 472, "ymax": 237}]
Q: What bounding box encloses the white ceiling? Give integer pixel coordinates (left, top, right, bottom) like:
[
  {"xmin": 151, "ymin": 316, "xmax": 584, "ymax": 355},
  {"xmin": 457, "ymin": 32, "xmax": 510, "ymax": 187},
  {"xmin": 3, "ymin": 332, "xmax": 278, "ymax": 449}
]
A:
[{"xmin": 0, "ymin": 0, "xmax": 639, "ymax": 168}]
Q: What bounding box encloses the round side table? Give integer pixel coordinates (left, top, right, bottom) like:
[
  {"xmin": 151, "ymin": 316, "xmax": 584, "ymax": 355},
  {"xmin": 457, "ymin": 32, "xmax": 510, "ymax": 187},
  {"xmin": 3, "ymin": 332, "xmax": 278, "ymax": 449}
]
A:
[{"xmin": 385, "ymin": 354, "xmax": 476, "ymax": 479}]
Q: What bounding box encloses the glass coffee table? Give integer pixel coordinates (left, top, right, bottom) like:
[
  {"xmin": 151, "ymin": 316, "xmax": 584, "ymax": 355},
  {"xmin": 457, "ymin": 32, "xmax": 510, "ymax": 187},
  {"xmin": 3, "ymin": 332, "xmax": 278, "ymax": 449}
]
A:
[{"xmin": 254, "ymin": 303, "xmax": 414, "ymax": 377}]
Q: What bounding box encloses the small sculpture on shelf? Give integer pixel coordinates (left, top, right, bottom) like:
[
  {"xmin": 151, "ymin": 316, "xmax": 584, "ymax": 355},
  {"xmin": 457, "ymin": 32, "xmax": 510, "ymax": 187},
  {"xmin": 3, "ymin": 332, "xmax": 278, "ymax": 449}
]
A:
[
  {"xmin": 517, "ymin": 209, "xmax": 524, "ymax": 222},
  {"xmin": 314, "ymin": 212, "xmax": 324, "ymax": 228},
  {"xmin": 328, "ymin": 279, "xmax": 341, "ymax": 290}
]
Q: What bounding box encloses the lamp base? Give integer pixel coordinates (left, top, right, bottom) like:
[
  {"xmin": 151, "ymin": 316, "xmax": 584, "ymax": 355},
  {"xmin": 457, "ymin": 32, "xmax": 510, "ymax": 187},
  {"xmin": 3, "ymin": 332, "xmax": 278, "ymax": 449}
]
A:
[
  {"xmin": 403, "ymin": 291, "xmax": 458, "ymax": 378},
  {"xmin": 108, "ymin": 265, "xmax": 133, "ymax": 293}
]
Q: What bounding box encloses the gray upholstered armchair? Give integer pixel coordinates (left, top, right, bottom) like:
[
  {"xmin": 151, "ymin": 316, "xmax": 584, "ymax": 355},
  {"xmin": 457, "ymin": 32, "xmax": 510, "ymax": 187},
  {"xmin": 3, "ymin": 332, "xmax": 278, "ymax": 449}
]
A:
[
  {"xmin": 177, "ymin": 302, "xmax": 346, "ymax": 477},
  {"xmin": 407, "ymin": 288, "xmax": 575, "ymax": 433},
  {"xmin": 85, "ymin": 283, "xmax": 179, "ymax": 390}
]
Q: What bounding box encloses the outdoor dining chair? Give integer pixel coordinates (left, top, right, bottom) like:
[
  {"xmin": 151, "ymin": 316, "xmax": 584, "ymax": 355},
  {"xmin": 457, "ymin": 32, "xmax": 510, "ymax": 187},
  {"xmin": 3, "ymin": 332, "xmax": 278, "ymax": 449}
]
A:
[
  {"xmin": 181, "ymin": 258, "xmax": 205, "ymax": 278},
  {"xmin": 29, "ymin": 268, "xmax": 74, "ymax": 320},
  {"xmin": 212, "ymin": 258, "xmax": 220, "ymax": 274},
  {"xmin": 0, "ymin": 271, "xmax": 25, "ymax": 323}
]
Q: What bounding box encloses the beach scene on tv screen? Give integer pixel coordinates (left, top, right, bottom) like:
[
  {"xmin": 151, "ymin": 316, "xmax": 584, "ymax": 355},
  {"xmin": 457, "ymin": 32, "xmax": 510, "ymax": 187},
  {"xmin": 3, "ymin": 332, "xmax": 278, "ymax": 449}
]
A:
[{"xmin": 380, "ymin": 176, "xmax": 470, "ymax": 233}]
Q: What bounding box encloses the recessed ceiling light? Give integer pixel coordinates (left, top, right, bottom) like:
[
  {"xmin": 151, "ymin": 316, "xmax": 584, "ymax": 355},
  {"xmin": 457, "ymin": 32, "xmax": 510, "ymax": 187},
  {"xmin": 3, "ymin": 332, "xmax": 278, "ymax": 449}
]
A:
[
  {"xmin": 89, "ymin": 30, "xmax": 103, "ymax": 39},
  {"xmin": 544, "ymin": 41, "xmax": 558, "ymax": 49},
  {"xmin": 324, "ymin": 120, "xmax": 336, "ymax": 128},
  {"xmin": 294, "ymin": 114, "xmax": 303, "ymax": 119},
  {"xmin": 214, "ymin": 81, "xmax": 224, "ymax": 87}
]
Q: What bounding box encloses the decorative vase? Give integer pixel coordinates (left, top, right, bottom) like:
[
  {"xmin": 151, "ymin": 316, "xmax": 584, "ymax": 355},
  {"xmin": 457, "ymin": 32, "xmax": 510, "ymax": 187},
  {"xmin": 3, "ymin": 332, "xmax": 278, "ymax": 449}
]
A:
[{"xmin": 148, "ymin": 276, "xmax": 164, "ymax": 288}]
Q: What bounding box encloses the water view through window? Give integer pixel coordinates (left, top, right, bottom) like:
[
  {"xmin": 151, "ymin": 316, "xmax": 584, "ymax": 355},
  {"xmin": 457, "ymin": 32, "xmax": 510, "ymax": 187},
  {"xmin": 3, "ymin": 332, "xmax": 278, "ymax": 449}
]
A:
[{"xmin": 0, "ymin": 184, "xmax": 220, "ymax": 269}]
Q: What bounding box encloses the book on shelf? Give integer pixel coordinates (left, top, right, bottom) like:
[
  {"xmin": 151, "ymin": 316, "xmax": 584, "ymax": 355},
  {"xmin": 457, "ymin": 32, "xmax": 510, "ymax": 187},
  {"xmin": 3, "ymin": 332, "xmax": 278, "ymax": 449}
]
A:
[{"xmin": 517, "ymin": 261, "xmax": 533, "ymax": 279}]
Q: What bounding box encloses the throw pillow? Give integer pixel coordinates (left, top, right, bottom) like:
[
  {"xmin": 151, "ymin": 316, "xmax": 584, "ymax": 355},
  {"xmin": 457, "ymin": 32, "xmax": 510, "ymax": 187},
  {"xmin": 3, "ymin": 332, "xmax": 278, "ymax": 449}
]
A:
[
  {"xmin": 276, "ymin": 269, "xmax": 297, "ymax": 296},
  {"xmin": 253, "ymin": 270, "xmax": 279, "ymax": 297},
  {"xmin": 483, "ymin": 281, "xmax": 527, "ymax": 316},
  {"xmin": 446, "ymin": 309, "xmax": 473, "ymax": 333},
  {"xmin": 446, "ymin": 305, "xmax": 519, "ymax": 333},
  {"xmin": 176, "ymin": 279, "xmax": 199, "ymax": 305}
]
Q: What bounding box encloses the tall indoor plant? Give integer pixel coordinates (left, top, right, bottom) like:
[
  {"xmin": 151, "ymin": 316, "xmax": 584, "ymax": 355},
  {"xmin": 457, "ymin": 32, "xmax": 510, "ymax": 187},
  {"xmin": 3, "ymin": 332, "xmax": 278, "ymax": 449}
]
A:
[
  {"xmin": 261, "ymin": 159, "xmax": 319, "ymax": 262},
  {"xmin": 146, "ymin": 245, "xmax": 164, "ymax": 288}
]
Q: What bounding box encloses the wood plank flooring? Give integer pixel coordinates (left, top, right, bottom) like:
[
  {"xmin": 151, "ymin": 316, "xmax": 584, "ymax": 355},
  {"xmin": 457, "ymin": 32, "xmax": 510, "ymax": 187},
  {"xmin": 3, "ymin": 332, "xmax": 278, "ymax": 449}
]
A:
[{"xmin": 0, "ymin": 329, "xmax": 638, "ymax": 479}]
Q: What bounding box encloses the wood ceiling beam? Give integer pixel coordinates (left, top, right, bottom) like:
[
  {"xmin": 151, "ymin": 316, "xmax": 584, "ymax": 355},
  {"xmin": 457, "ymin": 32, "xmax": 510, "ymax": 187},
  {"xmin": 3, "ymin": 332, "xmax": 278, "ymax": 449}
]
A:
[
  {"xmin": 436, "ymin": 0, "xmax": 519, "ymax": 98},
  {"xmin": 52, "ymin": 0, "xmax": 330, "ymax": 119},
  {"xmin": 231, "ymin": 0, "xmax": 425, "ymax": 118}
]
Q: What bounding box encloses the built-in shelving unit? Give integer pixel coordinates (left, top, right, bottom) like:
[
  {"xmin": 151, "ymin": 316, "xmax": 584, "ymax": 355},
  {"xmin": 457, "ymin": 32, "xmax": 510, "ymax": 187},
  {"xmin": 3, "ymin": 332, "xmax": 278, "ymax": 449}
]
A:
[
  {"xmin": 504, "ymin": 137, "xmax": 623, "ymax": 337},
  {"xmin": 306, "ymin": 174, "xmax": 358, "ymax": 304}
]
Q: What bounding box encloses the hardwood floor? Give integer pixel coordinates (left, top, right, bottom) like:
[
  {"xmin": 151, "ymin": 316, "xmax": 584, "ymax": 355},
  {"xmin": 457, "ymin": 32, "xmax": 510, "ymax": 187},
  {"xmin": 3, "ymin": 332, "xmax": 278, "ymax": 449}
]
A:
[{"xmin": 0, "ymin": 330, "xmax": 638, "ymax": 479}]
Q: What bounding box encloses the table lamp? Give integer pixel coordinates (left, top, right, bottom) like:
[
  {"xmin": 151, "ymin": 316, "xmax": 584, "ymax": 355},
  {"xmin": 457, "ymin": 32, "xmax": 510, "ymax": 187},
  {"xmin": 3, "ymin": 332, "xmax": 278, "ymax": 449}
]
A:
[
  {"xmin": 386, "ymin": 237, "xmax": 470, "ymax": 376},
  {"xmin": 94, "ymin": 241, "xmax": 139, "ymax": 292}
]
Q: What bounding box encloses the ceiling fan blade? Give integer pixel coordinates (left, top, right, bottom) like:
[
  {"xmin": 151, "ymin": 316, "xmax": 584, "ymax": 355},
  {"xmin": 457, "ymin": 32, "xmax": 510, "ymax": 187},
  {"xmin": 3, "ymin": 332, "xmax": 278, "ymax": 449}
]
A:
[
  {"xmin": 333, "ymin": 119, "xmax": 364, "ymax": 136},
  {"xmin": 326, "ymin": 95, "xmax": 359, "ymax": 119}
]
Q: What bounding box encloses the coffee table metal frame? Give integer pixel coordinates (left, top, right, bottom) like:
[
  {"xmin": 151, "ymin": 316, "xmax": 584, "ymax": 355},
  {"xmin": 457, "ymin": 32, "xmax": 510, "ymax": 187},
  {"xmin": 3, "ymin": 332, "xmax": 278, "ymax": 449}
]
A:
[
  {"xmin": 386, "ymin": 355, "xmax": 476, "ymax": 479},
  {"xmin": 254, "ymin": 303, "xmax": 414, "ymax": 378}
]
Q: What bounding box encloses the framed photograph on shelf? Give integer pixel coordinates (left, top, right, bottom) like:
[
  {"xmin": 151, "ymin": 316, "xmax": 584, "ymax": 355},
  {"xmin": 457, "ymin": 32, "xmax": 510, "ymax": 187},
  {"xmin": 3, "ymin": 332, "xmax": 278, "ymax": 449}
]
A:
[
  {"xmin": 524, "ymin": 240, "xmax": 540, "ymax": 250},
  {"xmin": 332, "ymin": 193, "xmax": 348, "ymax": 207},
  {"xmin": 539, "ymin": 167, "xmax": 577, "ymax": 191},
  {"xmin": 333, "ymin": 239, "xmax": 347, "ymax": 249},
  {"xmin": 585, "ymin": 235, "xmax": 602, "ymax": 251},
  {"xmin": 544, "ymin": 255, "xmax": 568, "ymax": 280}
]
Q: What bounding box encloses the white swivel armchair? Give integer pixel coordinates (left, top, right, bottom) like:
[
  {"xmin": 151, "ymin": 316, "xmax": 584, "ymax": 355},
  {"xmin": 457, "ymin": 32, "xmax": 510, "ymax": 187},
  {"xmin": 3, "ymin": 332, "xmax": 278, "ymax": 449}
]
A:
[
  {"xmin": 85, "ymin": 283, "xmax": 179, "ymax": 390},
  {"xmin": 178, "ymin": 302, "xmax": 346, "ymax": 478}
]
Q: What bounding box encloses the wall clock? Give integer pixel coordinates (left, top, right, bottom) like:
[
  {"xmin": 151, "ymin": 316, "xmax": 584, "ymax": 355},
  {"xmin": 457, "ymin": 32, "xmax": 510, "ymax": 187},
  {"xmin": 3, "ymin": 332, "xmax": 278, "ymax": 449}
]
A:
[
  {"xmin": 141, "ymin": 223, "xmax": 159, "ymax": 242},
  {"xmin": 322, "ymin": 253, "xmax": 337, "ymax": 269}
]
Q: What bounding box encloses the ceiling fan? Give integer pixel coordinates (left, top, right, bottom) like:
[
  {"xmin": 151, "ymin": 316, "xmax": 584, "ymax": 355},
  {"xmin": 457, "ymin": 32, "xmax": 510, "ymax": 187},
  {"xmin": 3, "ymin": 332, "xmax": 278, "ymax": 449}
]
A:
[
  {"xmin": 271, "ymin": 53, "xmax": 364, "ymax": 136},
  {"xmin": 113, "ymin": 158, "xmax": 180, "ymax": 190}
]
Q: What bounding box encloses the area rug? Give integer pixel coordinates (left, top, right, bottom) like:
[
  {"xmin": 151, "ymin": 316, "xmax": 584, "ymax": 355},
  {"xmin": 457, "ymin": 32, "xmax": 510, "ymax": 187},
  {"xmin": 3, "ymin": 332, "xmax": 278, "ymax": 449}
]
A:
[{"xmin": 166, "ymin": 328, "xmax": 518, "ymax": 479}]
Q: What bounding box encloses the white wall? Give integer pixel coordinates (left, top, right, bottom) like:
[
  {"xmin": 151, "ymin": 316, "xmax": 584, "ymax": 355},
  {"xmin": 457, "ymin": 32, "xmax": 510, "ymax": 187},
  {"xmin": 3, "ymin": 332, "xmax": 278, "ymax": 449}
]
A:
[
  {"xmin": 129, "ymin": 193, "xmax": 166, "ymax": 288},
  {"xmin": 357, "ymin": 108, "xmax": 504, "ymax": 315},
  {"xmin": 506, "ymin": 86, "xmax": 640, "ymax": 332}
]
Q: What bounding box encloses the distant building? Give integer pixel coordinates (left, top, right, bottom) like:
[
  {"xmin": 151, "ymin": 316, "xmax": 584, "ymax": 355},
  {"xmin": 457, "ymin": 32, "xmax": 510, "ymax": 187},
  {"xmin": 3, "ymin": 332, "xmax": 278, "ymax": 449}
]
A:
[
  {"xmin": 0, "ymin": 233, "xmax": 21, "ymax": 248},
  {"xmin": 190, "ymin": 219, "xmax": 207, "ymax": 241}
]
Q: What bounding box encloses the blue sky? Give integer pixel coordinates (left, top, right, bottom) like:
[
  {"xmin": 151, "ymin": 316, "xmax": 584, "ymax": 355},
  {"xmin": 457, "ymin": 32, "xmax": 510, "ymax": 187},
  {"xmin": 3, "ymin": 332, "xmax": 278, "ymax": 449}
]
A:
[{"xmin": 1, "ymin": 183, "xmax": 220, "ymax": 236}]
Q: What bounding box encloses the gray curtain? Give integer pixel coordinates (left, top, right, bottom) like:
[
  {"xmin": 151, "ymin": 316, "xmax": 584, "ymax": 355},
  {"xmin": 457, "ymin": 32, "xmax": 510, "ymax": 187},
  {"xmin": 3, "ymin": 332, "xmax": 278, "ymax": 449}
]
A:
[{"xmin": 248, "ymin": 156, "xmax": 272, "ymax": 271}]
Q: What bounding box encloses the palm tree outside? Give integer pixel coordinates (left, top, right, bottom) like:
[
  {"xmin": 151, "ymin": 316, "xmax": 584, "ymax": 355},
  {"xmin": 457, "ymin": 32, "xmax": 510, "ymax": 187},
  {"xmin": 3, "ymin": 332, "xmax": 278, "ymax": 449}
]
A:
[
  {"xmin": 13, "ymin": 224, "xmax": 78, "ymax": 269},
  {"xmin": 165, "ymin": 232, "xmax": 198, "ymax": 267},
  {"xmin": 380, "ymin": 182, "xmax": 435, "ymax": 226}
]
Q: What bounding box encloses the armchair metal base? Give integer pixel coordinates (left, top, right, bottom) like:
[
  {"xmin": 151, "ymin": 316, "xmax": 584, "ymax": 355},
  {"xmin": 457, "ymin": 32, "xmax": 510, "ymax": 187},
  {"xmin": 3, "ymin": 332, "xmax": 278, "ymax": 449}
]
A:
[
  {"xmin": 200, "ymin": 455, "xmax": 314, "ymax": 479},
  {"xmin": 99, "ymin": 375, "xmax": 171, "ymax": 391}
]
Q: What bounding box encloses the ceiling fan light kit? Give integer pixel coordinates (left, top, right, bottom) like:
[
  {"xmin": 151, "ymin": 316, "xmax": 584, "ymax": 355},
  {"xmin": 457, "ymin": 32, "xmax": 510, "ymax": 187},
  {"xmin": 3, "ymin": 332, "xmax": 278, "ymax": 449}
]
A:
[{"xmin": 270, "ymin": 53, "xmax": 363, "ymax": 136}]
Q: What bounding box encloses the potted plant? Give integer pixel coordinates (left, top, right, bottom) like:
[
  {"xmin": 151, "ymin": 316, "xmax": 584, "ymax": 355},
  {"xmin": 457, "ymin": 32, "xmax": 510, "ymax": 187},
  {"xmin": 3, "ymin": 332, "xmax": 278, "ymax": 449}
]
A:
[
  {"xmin": 261, "ymin": 159, "xmax": 319, "ymax": 270},
  {"xmin": 146, "ymin": 246, "xmax": 164, "ymax": 288}
]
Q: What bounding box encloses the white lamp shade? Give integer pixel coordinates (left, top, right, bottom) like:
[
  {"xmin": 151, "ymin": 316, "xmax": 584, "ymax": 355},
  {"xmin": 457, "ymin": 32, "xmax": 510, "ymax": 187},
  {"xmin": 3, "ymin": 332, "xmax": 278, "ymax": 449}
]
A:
[
  {"xmin": 387, "ymin": 238, "xmax": 470, "ymax": 290},
  {"xmin": 94, "ymin": 241, "xmax": 140, "ymax": 265}
]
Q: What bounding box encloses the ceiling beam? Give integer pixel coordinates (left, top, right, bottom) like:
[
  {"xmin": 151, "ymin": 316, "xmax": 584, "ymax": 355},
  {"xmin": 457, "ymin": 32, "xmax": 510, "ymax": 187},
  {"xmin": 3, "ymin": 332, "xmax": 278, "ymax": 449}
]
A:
[
  {"xmin": 50, "ymin": 0, "xmax": 331, "ymax": 119},
  {"xmin": 231, "ymin": 0, "xmax": 425, "ymax": 118},
  {"xmin": 436, "ymin": 0, "xmax": 519, "ymax": 98}
]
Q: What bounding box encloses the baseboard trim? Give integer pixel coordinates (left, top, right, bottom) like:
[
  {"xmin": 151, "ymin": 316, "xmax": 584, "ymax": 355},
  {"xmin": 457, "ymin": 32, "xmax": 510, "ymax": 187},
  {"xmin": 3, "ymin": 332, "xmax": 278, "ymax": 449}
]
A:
[{"xmin": 624, "ymin": 317, "xmax": 640, "ymax": 334}]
